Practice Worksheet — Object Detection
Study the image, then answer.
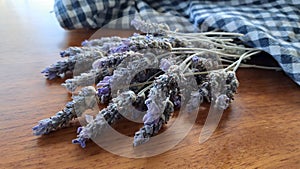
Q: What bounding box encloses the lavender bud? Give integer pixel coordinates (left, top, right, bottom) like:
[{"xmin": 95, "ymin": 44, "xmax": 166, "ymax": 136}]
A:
[{"xmin": 192, "ymin": 56, "xmax": 199, "ymax": 63}]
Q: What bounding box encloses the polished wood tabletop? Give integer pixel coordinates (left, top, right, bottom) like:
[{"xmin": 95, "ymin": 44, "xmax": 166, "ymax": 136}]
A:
[{"xmin": 0, "ymin": 1, "xmax": 299, "ymax": 169}]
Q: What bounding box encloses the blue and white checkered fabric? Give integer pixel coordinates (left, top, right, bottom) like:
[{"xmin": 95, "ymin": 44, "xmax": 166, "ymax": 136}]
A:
[{"xmin": 54, "ymin": 0, "xmax": 300, "ymax": 85}]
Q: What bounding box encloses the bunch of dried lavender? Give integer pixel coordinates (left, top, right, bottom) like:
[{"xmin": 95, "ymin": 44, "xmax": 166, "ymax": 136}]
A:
[
  {"xmin": 57, "ymin": 26, "xmax": 248, "ymax": 93},
  {"xmin": 34, "ymin": 18, "xmax": 269, "ymax": 150}
]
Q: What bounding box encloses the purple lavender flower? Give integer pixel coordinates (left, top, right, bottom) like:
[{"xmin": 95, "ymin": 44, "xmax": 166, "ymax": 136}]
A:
[
  {"xmin": 72, "ymin": 118, "xmax": 92, "ymax": 148},
  {"xmin": 192, "ymin": 56, "xmax": 199, "ymax": 63},
  {"xmin": 32, "ymin": 118, "xmax": 52, "ymax": 136},
  {"xmin": 134, "ymin": 73, "xmax": 180, "ymax": 146},
  {"xmin": 77, "ymin": 126, "xmax": 83, "ymax": 134},
  {"xmin": 110, "ymin": 44, "xmax": 129, "ymax": 53},
  {"xmin": 97, "ymin": 86, "xmax": 111, "ymax": 103},
  {"xmin": 33, "ymin": 87, "xmax": 97, "ymax": 135},
  {"xmin": 143, "ymin": 100, "xmax": 161, "ymax": 124},
  {"xmin": 72, "ymin": 137, "xmax": 87, "ymax": 148},
  {"xmin": 33, "ymin": 102, "xmax": 74, "ymax": 136},
  {"xmin": 32, "ymin": 109, "xmax": 72, "ymax": 136},
  {"xmin": 72, "ymin": 103, "xmax": 121, "ymax": 148},
  {"xmin": 98, "ymin": 86, "xmax": 110, "ymax": 95},
  {"xmin": 133, "ymin": 102, "xmax": 173, "ymax": 146},
  {"xmin": 107, "ymin": 38, "xmax": 131, "ymax": 54},
  {"xmin": 41, "ymin": 59, "xmax": 75, "ymax": 80},
  {"xmin": 96, "ymin": 76, "xmax": 111, "ymax": 86},
  {"xmin": 41, "ymin": 67, "xmax": 58, "ymax": 80},
  {"xmin": 81, "ymin": 40, "xmax": 89, "ymax": 46},
  {"xmin": 63, "ymin": 52, "xmax": 127, "ymax": 92},
  {"xmin": 60, "ymin": 51, "xmax": 67, "ymax": 57}
]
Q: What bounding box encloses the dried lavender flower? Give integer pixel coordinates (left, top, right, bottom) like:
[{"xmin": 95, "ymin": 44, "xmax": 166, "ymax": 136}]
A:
[
  {"xmin": 96, "ymin": 75, "xmax": 112, "ymax": 86},
  {"xmin": 225, "ymin": 71, "xmax": 239, "ymax": 101},
  {"xmin": 215, "ymin": 94, "xmax": 230, "ymax": 110},
  {"xmin": 131, "ymin": 18, "xmax": 170, "ymax": 34},
  {"xmin": 62, "ymin": 52, "xmax": 126, "ymax": 92},
  {"xmin": 43, "ymin": 36, "xmax": 126, "ymax": 80},
  {"xmin": 33, "ymin": 86, "xmax": 97, "ymax": 135},
  {"xmin": 62, "ymin": 69, "xmax": 99, "ymax": 92},
  {"xmin": 133, "ymin": 69, "xmax": 183, "ymax": 146},
  {"xmin": 72, "ymin": 91, "xmax": 137, "ymax": 148},
  {"xmin": 81, "ymin": 36, "xmax": 123, "ymax": 47},
  {"xmin": 133, "ymin": 101, "xmax": 174, "ymax": 146},
  {"xmin": 109, "ymin": 52, "xmax": 159, "ymax": 95},
  {"xmin": 209, "ymin": 70, "xmax": 239, "ymax": 101},
  {"xmin": 42, "ymin": 47, "xmax": 105, "ymax": 80},
  {"xmin": 41, "ymin": 60, "xmax": 75, "ymax": 80},
  {"xmin": 97, "ymin": 85, "xmax": 111, "ymax": 104}
]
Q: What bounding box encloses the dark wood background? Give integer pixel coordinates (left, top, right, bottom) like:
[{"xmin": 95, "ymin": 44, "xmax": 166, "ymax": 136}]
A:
[{"xmin": 0, "ymin": 1, "xmax": 299, "ymax": 168}]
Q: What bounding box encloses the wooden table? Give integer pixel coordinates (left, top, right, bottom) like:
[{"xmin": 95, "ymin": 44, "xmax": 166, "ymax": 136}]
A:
[{"xmin": 0, "ymin": 1, "xmax": 299, "ymax": 168}]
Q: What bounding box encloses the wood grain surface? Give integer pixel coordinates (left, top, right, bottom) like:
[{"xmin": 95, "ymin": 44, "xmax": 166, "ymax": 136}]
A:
[{"xmin": 0, "ymin": 1, "xmax": 299, "ymax": 169}]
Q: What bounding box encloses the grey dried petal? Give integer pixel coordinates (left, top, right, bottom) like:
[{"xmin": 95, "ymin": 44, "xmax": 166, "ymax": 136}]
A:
[{"xmin": 215, "ymin": 94, "xmax": 230, "ymax": 110}]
